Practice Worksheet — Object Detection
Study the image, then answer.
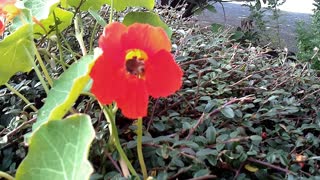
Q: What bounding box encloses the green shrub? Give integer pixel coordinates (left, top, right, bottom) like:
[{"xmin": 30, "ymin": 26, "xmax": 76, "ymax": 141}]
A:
[{"xmin": 296, "ymin": 0, "xmax": 320, "ymax": 69}]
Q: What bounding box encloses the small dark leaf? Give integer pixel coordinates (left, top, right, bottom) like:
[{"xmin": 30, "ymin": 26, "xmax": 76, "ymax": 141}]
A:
[
  {"xmin": 221, "ymin": 106, "xmax": 235, "ymax": 118},
  {"xmin": 194, "ymin": 169, "xmax": 210, "ymax": 178},
  {"xmin": 206, "ymin": 126, "xmax": 216, "ymax": 144}
]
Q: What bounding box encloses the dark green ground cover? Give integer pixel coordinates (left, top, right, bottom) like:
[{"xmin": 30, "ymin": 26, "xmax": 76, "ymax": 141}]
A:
[{"xmin": 1, "ymin": 6, "xmax": 320, "ymax": 180}]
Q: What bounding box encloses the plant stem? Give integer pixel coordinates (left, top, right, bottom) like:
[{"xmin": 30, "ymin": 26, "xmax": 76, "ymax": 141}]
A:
[
  {"xmin": 25, "ymin": 47, "xmax": 50, "ymax": 94},
  {"xmin": 109, "ymin": 0, "xmax": 114, "ymax": 24},
  {"xmin": 75, "ymin": 15, "xmax": 87, "ymax": 56},
  {"xmin": 33, "ymin": 44, "xmax": 53, "ymax": 87},
  {"xmin": 52, "ymin": 11, "xmax": 67, "ymax": 71},
  {"xmin": 89, "ymin": 22, "xmax": 99, "ymax": 53},
  {"xmin": 0, "ymin": 171, "xmax": 14, "ymax": 180},
  {"xmin": 5, "ymin": 83, "xmax": 38, "ymax": 112},
  {"xmin": 59, "ymin": 31, "xmax": 79, "ymax": 63},
  {"xmin": 137, "ymin": 117, "xmax": 148, "ymax": 179},
  {"xmin": 100, "ymin": 104, "xmax": 138, "ymax": 177}
]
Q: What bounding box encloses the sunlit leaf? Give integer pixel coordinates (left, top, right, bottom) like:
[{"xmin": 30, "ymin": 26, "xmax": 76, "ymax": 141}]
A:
[
  {"xmin": 244, "ymin": 164, "xmax": 259, "ymax": 172},
  {"xmin": 0, "ymin": 24, "xmax": 34, "ymax": 85},
  {"xmin": 61, "ymin": 0, "xmax": 107, "ymax": 11},
  {"xmin": 24, "ymin": 0, "xmax": 60, "ymax": 20},
  {"xmin": 16, "ymin": 114, "xmax": 95, "ymax": 180},
  {"xmin": 32, "ymin": 55, "xmax": 95, "ymax": 131},
  {"xmin": 123, "ymin": 12, "xmax": 172, "ymax": 38},
  {"xmin": 33, "ymin": 7, "xmax": 73, "ymax": 38},
  {"xmin": 106, "ymin": 0, "xmax": 155, "ymax": 11},
  {"xmin": 10, "ymin": 9, "xmax": 33, "ymax": 32}
]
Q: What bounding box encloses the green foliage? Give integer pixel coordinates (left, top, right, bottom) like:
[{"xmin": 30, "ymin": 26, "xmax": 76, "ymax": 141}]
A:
[
  {"xmin": 16, "ymin": 114, "xmax": 95, "ymax": 180},
  {"xmin": 0, "ymin": 0, "xmax": 319, "ymax": 180},
  {"xmin": 0, "ymin": 24, "xmax": 34, "ymax": 85},
  {"xmin": 243, "ymin": 0, "xmax": 285, "ymax": 46},
  {"xmin": 60, "ymin": 0, "xmax": 107, "ymax": 11},
  {"xmin": 105, "ymin": 0, "xmax": 155, "ymax": 11},
  {"xmin": 296, "ymin": 0, "xmax": 320, "ymax": 69},
  {"xmin": 33, "ymin": 55, "xmax": 95, "ymax": 132},
  {"xmin": 123, "ymin": 12, "xmax": 172, "ymax": 38},
  {"xmin": 33, "ymin": 7, "xmax": 73, "ymax": 38},
  {"xmin": 24, "ymin": 0, "xmax": 60, "ymax": 20}
]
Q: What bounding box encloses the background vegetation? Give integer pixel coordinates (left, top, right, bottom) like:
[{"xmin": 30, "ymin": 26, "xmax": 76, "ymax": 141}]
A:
[{"xmin": 1, "ymin": 0, "xmax": 320, "ymax": 179}]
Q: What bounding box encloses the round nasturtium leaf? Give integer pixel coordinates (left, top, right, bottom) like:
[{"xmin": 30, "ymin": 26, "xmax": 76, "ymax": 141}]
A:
[
  {"xmin": 33, "ymin": 7, "xmax": 73, "ymax": 38},
  {"xmin": 106, "ymin": 0, "xmax": 155, "ymax": 11},
  {"xmin": 24, "ymin": 0, "xmax": 60, "ymax": 20},
  {"xmin": 0, "ymin": 24, "xmax": 34, "ymax": 86},
  {"xmin": 60, "ymin": 0, "xmax": 107, "ymax": 11},
  {"xmin": 33, "ymin": 55, "xmax": 95, "ymax": 132},
  {"xmin": 123, "ymin": 12, "xmax": 172, "ymax": 38},
  {"xmin": 16, "ymin": 114, "xmax": 95, "ymax": 180}
]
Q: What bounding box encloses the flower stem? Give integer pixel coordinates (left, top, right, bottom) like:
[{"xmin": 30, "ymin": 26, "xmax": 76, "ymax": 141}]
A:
[
  {"xmin": 100, "ymin": 104, "xmax": 138, "ymax": 177},
  {"xmin": 137, "ymin": 117, "xmax": 148, "ymax": 179},
  {"xmin": 0, "ymin": 171, "xmax": 14, "ymax": 180},
  {"xmin": 5, "ymin": 83, "xmax": 38, "ymax": 112},
  {"xmin": 109, "ymin": 0, "xmax": 114, "ymax": 24},
  {"xmin": 33, "ymin": 43, "xmax": 53, "ymax": 87}
]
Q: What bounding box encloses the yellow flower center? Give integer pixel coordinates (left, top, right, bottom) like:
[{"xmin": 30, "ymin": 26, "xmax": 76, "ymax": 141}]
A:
[{"xmin": 125, "ymin": 49, "xmax": 148, "ymax": 78}]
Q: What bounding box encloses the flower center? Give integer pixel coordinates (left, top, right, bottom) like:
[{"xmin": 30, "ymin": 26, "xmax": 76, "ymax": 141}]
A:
[{"xmin": 125, "ymin": 49, "xmax": 148, "ymax": 78}]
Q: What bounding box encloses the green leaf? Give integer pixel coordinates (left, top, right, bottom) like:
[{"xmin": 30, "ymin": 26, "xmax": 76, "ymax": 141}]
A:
[
  {"xmin": 220, "ymin": 106, "xmax": 235, "ymax": 119},
  {"xmin": 250, "ymin": 135, "xmax": 262, "ymax": 142},
  {"xmin": 205, "ymin": 4, "xmax": 217, "ymax": 13},
  {"xmin": 194, "ymin": 169, "xmax": 210, "ymax": 178},
  {"xmin": 230, "ymin": 31, "xmax": 244, "ymax": 41},
  {"xmin": 0, "ymin": 24, "xmax": 34, "ymax": 85},
  {"xmin": 24, "ymin": 0, "xmax": 60, "ymax": 20},
  {"xmin": 173, "ymin": 140, "xmax": 199, "ymax": 149},
  {"xmin": 61, "ymin": 0, "xmax": 108, "ymax": 11},
  {"xmin": 204, "ymin": 100, "xmax": 216, "ymax": 113},
  {"xmin": 106, "ymin": 0, "xmax": 155, "ymax": 11},
  {"xmin": 32, "ymin": 55, "xmax": 95, "ymax": 131},
  {"xmin": 206, "ymin": 126, "xmax": 217, "ymax": 144},
  {"xmin": 10, "ymin": 9, "xmax": 33, "ymax": 32},
  {"xmin": 88, "ymin": 8, "xmax": 107, "ymax": 27},
  {"xmin": 196, "ymin": 148, "xmax": 218, "ymax": 157},
  {"xmin": 33, "ymin": 7, "xmax": 73, "ymax": 38},
  {"xmin": 123, "ymin": 12, "xmax": 172, "ymax": 38},
  {"xmin": 16, "ymin": 114, "xmax": 95, "ymax": 180},
  {"xmin": 211, "ymin": 23, "xmax": 224, "ymax": 33}
]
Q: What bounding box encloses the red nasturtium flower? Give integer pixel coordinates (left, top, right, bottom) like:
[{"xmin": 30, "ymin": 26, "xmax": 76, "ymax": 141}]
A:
[
  {"xmin": 90, "ymin": 22, "xmax": 183, "ymax": 119},
  {"xmin": 0, "ymin": 0, "xmax": 20, "ymax": 35},
  {"xmin": 0, "ymin": 19, "xmax": 4, "ymax": 34}
]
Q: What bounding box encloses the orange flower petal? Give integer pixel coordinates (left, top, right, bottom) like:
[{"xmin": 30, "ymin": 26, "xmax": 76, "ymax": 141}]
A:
[
  {"xmin": 90, "ymin": 53, "xmax": 127, "ymax": 105},
  {"xmin": 0, "ymin": 19, "xmax": 4, "ymax": 35},
  {"xmin": 99, "ymin": 22, "xmax": 127, "ymax": 60},
  {"xmin": 90, "ymin": 22, "xmax": 128, "ymax": 104},
  {"xmin": 145, "ymin": 50, "xmax": 183, "ymax": 98},
  {"xmin": 116, "ymin": 77, "xmax": 149, "ymax": 119},
  {"xmin": 122, "ymin": 23, "xmax": 171, "ymax": 56}
]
